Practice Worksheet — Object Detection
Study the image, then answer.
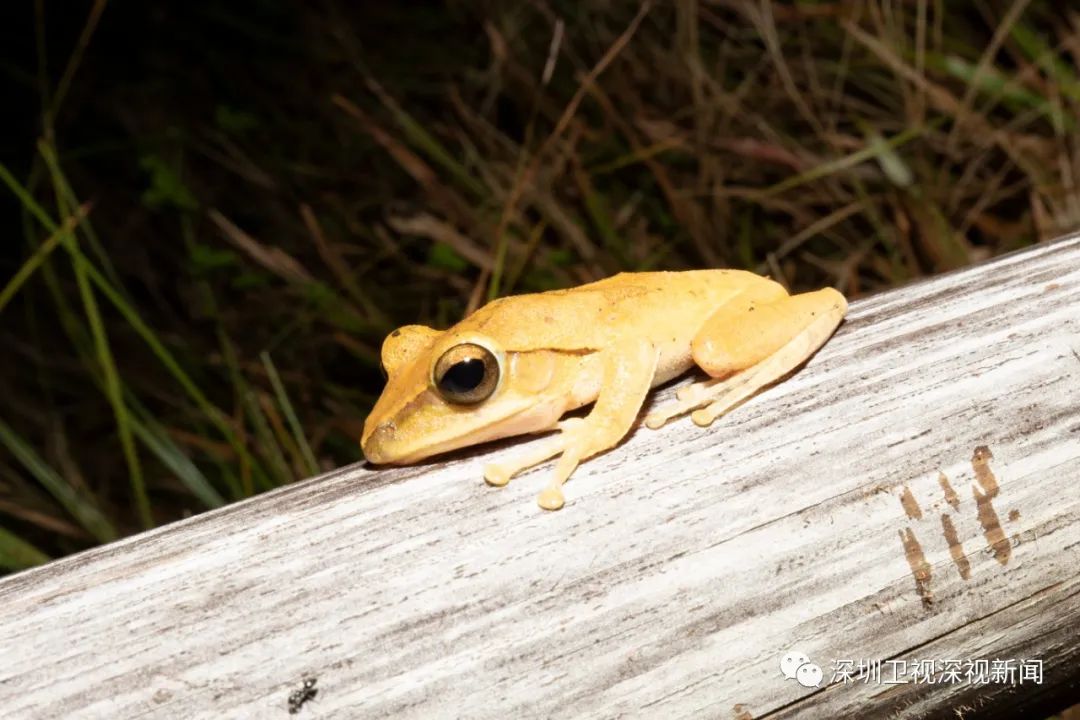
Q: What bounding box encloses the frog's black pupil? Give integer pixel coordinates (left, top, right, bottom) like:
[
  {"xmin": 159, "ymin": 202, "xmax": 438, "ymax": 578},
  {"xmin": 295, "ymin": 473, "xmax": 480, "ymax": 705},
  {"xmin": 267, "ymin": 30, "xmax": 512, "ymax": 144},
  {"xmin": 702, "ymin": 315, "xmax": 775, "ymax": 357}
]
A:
[{"xmin": 440, "ymin": 358, "xmax": 486, "ymax": 394}]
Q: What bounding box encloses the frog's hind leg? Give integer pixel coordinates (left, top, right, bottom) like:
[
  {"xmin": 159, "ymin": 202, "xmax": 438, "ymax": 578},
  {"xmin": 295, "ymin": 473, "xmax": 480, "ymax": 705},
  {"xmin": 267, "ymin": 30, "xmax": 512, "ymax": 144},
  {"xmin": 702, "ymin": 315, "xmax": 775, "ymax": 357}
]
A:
[
  {"xmin": 644, "ymin": 287, "xmax": 846, "ymax": 429},
  {"xmin": 643, "ymin": 374, "xmax": 746, "ymax": 429}
]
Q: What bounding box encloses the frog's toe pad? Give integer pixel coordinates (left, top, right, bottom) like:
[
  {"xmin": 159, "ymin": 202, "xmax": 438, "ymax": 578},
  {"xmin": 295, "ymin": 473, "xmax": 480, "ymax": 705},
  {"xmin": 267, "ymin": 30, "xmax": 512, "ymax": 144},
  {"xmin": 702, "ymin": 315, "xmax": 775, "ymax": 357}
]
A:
[
  {"xmin": 537, "ymin": 486, "xmax": 566, "ymax": 510},
  {"xmin": 484, "ymin": 465, "xmax": 511, "ymax": 487}
]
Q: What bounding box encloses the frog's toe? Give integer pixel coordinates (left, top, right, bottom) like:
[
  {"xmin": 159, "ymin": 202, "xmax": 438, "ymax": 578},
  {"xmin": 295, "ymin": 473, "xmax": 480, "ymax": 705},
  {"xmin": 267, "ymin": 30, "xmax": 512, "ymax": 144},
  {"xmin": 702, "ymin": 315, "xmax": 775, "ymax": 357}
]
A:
[
  {"xmin": 484, "ymin": 464, "xmax": 512, "ymax": 487},
  {"xmin": 645, "ymin": 374, "xmax": 747, "ymax": 428},
  {"xmin": 536, "ymin": 485, "xmax": 565, "ymax": 511},
  {"xmin": 481, "ymin": 419, "xmax": 580, "ymax": 490}
]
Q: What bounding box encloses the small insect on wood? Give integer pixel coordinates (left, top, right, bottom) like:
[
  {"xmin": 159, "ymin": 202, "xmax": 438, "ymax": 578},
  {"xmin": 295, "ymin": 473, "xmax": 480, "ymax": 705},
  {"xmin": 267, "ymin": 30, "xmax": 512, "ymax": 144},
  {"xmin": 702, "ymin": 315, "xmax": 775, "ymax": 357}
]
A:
[{"xmin": 287, "ymin": 677, "xmax": 317, "ymax": 714}]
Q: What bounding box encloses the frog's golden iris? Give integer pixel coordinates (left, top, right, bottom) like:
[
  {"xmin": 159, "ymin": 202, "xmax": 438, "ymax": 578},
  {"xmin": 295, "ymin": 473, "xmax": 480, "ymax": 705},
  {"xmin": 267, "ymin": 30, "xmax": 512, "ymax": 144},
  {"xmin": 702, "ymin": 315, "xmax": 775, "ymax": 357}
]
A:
[{"xmin": 433, "ymin": 343, "xmax": 500, "ymax": 405}]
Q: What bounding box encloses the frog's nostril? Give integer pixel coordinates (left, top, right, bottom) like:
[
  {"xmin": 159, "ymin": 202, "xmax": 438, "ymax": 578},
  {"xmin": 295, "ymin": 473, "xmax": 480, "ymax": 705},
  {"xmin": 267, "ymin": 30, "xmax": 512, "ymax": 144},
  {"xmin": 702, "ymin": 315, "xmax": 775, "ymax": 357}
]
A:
[{"xmin": 361, "ymin": 422, "xmax": 397, "ymax": 464}]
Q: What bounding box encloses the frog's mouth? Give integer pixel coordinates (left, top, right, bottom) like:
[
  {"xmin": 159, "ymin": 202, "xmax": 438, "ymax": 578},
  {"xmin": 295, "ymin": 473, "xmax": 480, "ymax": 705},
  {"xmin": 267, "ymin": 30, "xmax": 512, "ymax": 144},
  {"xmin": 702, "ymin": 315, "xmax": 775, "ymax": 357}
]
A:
[{"xmin": 362, "ymin": 396, "xmax": 565, "ymax": 466}]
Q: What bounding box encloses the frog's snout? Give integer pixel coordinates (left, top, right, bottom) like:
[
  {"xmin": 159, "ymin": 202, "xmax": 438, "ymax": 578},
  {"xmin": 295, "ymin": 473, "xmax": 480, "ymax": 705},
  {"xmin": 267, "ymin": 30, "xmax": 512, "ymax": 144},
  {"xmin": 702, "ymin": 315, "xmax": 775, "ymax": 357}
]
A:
[{"xmin": 360, "ymin": 419, "xmax": 396, "ymax": 464}]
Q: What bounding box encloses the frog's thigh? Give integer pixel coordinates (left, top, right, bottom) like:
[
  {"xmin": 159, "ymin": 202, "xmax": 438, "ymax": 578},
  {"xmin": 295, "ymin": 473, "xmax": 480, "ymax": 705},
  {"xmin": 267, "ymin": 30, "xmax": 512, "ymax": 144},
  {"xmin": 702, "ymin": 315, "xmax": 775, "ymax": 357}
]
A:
[
  {"xmin": 536, "ymin": 339, "xmax": 658, "ymax": 510},
  {"xmin": 645, "ymin": 288, "xmax": 846, "ymax": 428},
  {"xmin": 692, "ymin": 288, "xmax": 835, "ymax": 375}
]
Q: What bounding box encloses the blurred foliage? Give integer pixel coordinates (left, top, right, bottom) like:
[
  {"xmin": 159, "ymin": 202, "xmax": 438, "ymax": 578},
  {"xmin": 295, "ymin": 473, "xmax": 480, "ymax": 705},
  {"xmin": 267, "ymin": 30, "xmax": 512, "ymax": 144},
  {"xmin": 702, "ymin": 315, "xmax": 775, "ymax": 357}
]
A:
[{"xmin": 2, "ymin": 0, "xmax": 1080, "ymax": 570}]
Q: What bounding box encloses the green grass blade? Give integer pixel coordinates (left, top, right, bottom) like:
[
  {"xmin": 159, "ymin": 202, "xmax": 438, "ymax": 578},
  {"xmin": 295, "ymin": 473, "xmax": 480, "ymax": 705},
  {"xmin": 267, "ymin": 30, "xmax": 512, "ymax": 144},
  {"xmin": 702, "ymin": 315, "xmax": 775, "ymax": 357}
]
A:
[
  {"xmin": 79, "ymin": 259, "xmax": 261, "ymax": 475},
  {"xmin": 367, "ymin": 79, "xmax": 488, "ymax": 199},
  {"xmin": 2, "ymin": 160, "xmax": 252, "ymax": 476},
  {"xmin": 126, "ymin": 400, "xmax": 226, "ymax": 509},
  {"xmin": 0, "ymin": 162, "xmax": 57, "ymax": 232},
  {"xmin": 937, "ymin": 53, "xmax": 1070, "ymax": 132},
  {"xmin": 14, "ymin": 167, "xmax": 96, "ymax": 361},
  {"xmin": 579, "ymin": 179, "xmax": 624, "ymax": 265},
  {"xmin": 0, "ymin": 203, "xmax": 89, "ymax": 315},
  {"xmin": 5, "ymin": 189, "xmax": 224, "ymax": 512},
  {"xmin": 72, "ymin": 250, "xmax": 152, "ymax": 528},
  {"xmin": 1009, "ymin": 22, "xmax": 1080, "ymax": 103},
  {"xmin": 8, "ymin": 148, "xmax": 254, "ymax": 517},
  {"xmin": 49, "ymin": 155, "xmax": 126, "ymax": 290},
  {"xmin": 243, "ymin": 388, "xmax": 294, "ymax": 487},
  {"xmin": 213, "ymin": 324, "xmax": 258, "ymax": 497},
  {"xmin": 260, "ymin": 351, "xmax": 319, "ymax": 477},
  {"xmin": 39, "ymin": 141, "xmax": 153, "ymax": 530},
  {"xmin": 0, "ymin": 525, "xmax": 51, "ymax": 571},
  {"xmin": 764, "ymin": 124, "xmax": 928, "ymax": 197},
  {"xmin": 0, "ymin": 417, "xmax": 117, "ymax": 543}
]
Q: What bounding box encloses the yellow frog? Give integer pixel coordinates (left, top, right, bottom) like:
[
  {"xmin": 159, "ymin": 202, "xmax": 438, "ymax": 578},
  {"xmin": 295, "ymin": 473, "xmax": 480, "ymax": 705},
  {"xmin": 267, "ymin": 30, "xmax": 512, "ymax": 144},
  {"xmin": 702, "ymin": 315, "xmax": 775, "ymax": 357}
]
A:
[{"xmin": 362, "ymin": 271, "xmax": 847, "ymax": 510}]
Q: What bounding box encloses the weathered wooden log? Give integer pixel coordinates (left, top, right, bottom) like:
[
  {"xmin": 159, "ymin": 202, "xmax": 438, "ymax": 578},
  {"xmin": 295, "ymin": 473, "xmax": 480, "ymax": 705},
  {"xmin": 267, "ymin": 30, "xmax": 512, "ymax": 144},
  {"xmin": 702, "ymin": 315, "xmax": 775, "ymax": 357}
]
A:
[{"xmin": 0, "ymin": 235, "xmax": 1077, "ymax": 719}]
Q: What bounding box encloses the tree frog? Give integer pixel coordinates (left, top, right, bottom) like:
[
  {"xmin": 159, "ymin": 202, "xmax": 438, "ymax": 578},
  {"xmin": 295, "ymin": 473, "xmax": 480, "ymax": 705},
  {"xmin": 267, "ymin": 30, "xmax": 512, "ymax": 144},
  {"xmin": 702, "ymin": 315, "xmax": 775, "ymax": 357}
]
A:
[{"xmin": 362, "ymin": 271, "xmax": 847, "ymax": 510}]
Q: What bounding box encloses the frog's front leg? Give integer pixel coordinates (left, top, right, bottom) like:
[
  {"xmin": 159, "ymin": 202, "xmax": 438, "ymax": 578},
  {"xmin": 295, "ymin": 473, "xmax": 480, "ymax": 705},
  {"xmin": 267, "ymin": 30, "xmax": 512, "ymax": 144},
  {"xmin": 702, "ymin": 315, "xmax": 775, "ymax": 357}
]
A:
[
  {"xmin": 483, "ymin": 418, "xmax": 585, "ymax": 489},
  {"xmin": 645, "ymin": 287, "xmax": 846, "ymax": 428},
  {"xmin": 484, "ymin": 340, "xmax": 658, "ymax": 510}
]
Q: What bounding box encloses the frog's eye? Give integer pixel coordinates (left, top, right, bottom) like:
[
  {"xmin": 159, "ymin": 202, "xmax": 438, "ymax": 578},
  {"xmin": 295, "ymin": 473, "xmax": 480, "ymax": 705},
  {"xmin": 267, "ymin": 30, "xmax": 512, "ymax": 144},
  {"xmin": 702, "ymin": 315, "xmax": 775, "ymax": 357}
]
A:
[{"xmin": 433, "ymin": 343, "xmax": 499, "ymax": 404}]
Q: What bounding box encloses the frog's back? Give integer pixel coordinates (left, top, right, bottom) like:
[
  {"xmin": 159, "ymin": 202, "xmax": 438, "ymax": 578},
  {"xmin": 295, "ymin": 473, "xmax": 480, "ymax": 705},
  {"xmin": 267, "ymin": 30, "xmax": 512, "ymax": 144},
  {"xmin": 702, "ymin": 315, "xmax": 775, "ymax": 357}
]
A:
[
  {"xmin": 456, "ymin": 270, "xmax": 780, "ymax": 351},
  {"xmin": 569, "ymin": 269, "xmax": 768, "ymax": 295}
]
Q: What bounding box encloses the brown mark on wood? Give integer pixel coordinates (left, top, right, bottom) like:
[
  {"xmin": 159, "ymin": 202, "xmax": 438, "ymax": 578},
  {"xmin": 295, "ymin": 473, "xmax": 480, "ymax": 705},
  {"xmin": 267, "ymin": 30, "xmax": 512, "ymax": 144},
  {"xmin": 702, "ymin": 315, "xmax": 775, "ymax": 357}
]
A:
[
  {"xmin": 971, "ymin": 446, "xmax": 1010, "ymax": 565},
  {"xmin": 940, "ymin": 514, "xmax": 971, "ymax": 580},
  {"xmin": 733, "ymin": 704, "xmax": 754, "ymax": 720},
  {"xmin": 899, "ymin": 485, "xmax": 923, "ymax": 520},
  {"xmin": 972, "ymin": 445, "xmax": 998, "ymax": 494},
  {"xmin": 938, "ymin": 471, "xmax": 960, "ymax": 510},
  {"xmin": 1009, "ymin": 509, "xmax": 1021, "ymax": 522},
  {"xmin": 899, "ymin": 527, "xmax": 934, "ymax": 609}
]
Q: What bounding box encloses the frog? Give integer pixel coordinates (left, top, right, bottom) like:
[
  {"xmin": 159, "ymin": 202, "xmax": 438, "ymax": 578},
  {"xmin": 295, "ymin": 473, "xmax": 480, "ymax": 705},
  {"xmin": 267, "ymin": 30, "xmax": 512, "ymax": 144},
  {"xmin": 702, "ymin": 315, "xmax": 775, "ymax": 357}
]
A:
[{"xmin": 362, "ymin": 271, "xmax": 847, "ymax": 510}]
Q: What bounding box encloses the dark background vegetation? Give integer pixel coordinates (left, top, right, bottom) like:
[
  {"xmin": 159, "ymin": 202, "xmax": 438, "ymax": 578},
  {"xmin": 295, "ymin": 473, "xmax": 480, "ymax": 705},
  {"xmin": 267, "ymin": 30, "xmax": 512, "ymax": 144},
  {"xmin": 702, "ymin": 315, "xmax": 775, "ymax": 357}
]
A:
[{"xmin": 2, "ymin": 0, "xmax": 1079, "ymax": 569}]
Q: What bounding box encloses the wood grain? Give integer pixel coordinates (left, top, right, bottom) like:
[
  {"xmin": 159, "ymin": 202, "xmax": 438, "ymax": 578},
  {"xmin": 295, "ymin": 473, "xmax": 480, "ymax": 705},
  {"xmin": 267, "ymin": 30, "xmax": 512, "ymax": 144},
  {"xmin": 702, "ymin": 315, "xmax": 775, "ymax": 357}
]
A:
[{"xmin": 1, "ymin": 236, "xmax": 1078, "ymax": 720}]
